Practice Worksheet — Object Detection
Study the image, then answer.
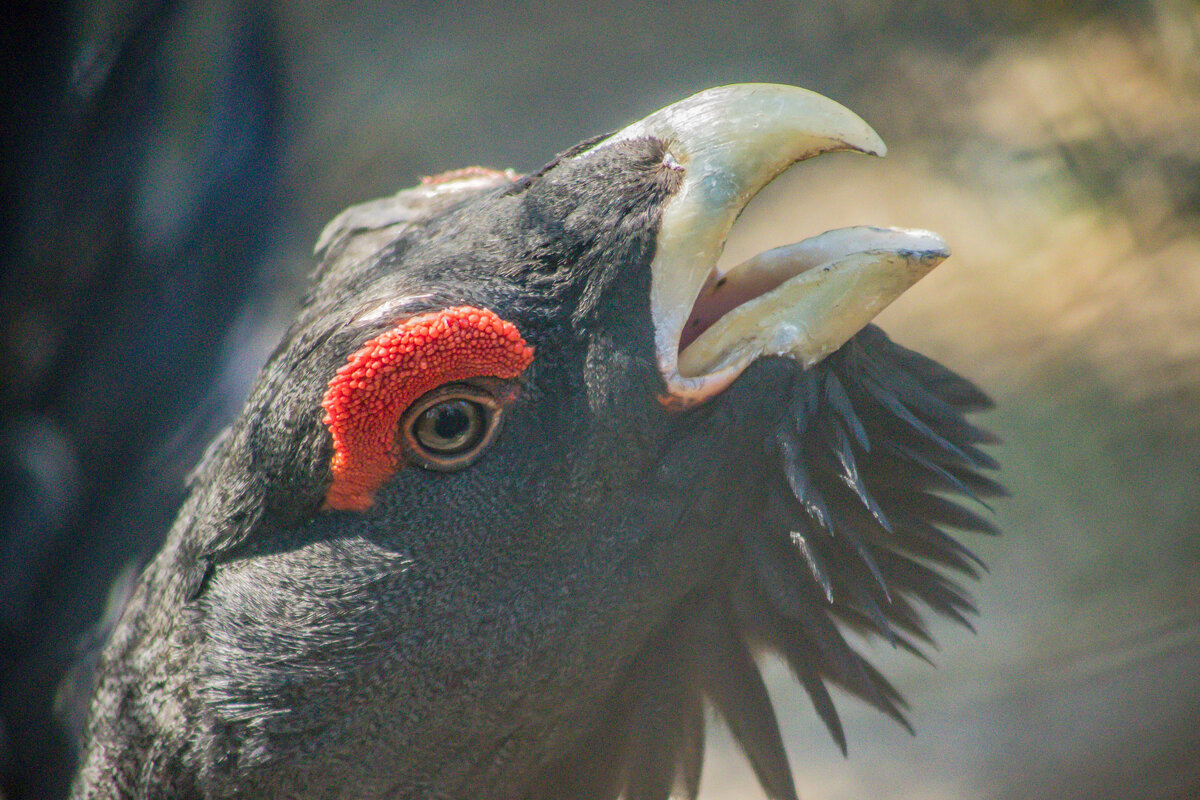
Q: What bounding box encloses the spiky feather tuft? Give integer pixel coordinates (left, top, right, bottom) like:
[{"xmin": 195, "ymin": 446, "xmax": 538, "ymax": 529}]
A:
[{"xmin": 540, "ymin": 326, "xmax": 1001, "ymax": 800}]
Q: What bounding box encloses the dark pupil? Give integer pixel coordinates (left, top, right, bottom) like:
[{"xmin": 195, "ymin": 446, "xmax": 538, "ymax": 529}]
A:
[{"xmin": 415, "ymin": 400, "xmax": 483, "ymax": 454}]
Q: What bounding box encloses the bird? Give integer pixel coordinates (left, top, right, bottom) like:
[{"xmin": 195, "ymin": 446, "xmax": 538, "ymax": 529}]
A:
[{"xmin": 70, "ymin": 84, "xmax": 1000, "ymax": 800}]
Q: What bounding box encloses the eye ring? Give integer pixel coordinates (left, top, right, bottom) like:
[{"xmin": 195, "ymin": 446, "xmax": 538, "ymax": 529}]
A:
[{"xmin": 401, "ymin": 383, "xmax": 504, "ymax": 471}]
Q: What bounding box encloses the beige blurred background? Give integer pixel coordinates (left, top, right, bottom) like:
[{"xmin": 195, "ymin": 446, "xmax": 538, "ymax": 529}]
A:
[{"xmin": 4, "ymin": 1, "xmax": 1198, "ymax": 798}]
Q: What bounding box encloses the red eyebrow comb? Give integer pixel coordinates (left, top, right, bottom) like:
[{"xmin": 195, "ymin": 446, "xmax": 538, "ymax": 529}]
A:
[{"xmin": 321, "ymin": 306, "xmax": 534, "ymax": 511}]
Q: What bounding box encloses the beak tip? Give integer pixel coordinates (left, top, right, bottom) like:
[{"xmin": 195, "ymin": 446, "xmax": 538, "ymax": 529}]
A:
[
  {"xmin": 898, "ymin": 229, "xmax": 950, "ymax": 263},
  {"xmin": 840, "ymin": 110, "xmax": 885, "ymax": 158}
]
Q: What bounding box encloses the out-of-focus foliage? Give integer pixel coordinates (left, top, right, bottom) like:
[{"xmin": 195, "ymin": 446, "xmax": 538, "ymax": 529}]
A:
[{"xmin": 2, "ymin": 1, "xmax": 1196, "ymax": 798}]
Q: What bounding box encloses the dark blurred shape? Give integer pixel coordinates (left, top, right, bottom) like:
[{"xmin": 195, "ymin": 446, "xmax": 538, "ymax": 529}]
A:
[{"xmin": 0, "ymin": 1, "xmax": 283, "ymax": 797}]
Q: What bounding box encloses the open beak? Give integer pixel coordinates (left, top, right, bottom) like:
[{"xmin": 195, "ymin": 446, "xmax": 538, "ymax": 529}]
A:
[{"xmin": 587, "ymin": 84, "xmax": 949, "ymax": 407}]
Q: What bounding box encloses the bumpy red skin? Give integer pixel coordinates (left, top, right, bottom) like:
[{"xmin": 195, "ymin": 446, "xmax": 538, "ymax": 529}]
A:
[{"xmin": 321, "ymin": 306, "xmax": 534, "ymax": 511}]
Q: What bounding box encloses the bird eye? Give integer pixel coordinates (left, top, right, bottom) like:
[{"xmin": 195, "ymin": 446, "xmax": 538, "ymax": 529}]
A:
[
  {"xmin": 402, "ymin": 384, "xmax": 503, "ymax": 470},
  {"xmin": 414, "ymin": 399, "xmax": 484, "ymax": 454}
]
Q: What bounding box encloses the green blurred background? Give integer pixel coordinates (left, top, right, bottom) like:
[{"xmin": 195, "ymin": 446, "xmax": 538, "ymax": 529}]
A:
[{"xmin": 3, "ymin": 1, "xmax": 1198, "ymax": 798}]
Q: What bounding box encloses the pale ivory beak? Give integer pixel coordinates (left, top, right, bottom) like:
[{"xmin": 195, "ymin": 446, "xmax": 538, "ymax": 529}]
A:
[{"xmin": 586, "ymin": 84, "xmax": 949, "ymax": 406}]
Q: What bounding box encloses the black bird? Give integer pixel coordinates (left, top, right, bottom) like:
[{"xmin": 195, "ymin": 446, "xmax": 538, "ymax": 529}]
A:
[{"xmin": 71, "ymin": 84, "xmax": 1000, "ymax": 800}]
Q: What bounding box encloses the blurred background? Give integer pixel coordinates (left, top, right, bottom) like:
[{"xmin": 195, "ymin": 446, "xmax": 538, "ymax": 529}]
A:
[{"xmin": 2, "ymin": 1, "xmax": 1198, "ymax": 798}]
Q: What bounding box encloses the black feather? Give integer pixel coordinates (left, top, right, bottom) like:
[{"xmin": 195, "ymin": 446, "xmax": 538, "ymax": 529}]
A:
[
  {"xmin": 777, "ymin": 429, "xmax": 832, "ymax": 529},
  {"xmin": 879, "ymin": 441, "xmax": 995, "ymax": 511},
  {"xmin": 820, "ymin": 416, "xmax": 892, "ymax": 530},
  {"xmin": 730, "ymin": 581, "xmax": 849, "ymax": 755},
  {"xmin": 787, "ymin": 527, "xmax": 834, "ymax": 604},
  {"xmin": 823, "ymin": 373, "xmax": 870, "ymax": 451},
  {"xmin": 692, "ymin": 597, "xmax": 799, "ymax": 800},
  {"xmin": 622, "ymin": 631, "xmax": 707, "ymax": 800},
  {"xmin": 899, "ymin": 492, "xmax": 1000, "ymax": 536},
  {"xmin": 862, "ymin": 375, "xmax": 981, "ymax": 468},
  {"xmin": 872, "ymin": 333, "xmax": 994, "ymax": 412}
]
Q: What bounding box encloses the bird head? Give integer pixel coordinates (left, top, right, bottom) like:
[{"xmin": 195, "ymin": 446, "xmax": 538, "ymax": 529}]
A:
[{"xmin": 76, "ymin": 85, "xmax": 999, "ymax": 800}]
